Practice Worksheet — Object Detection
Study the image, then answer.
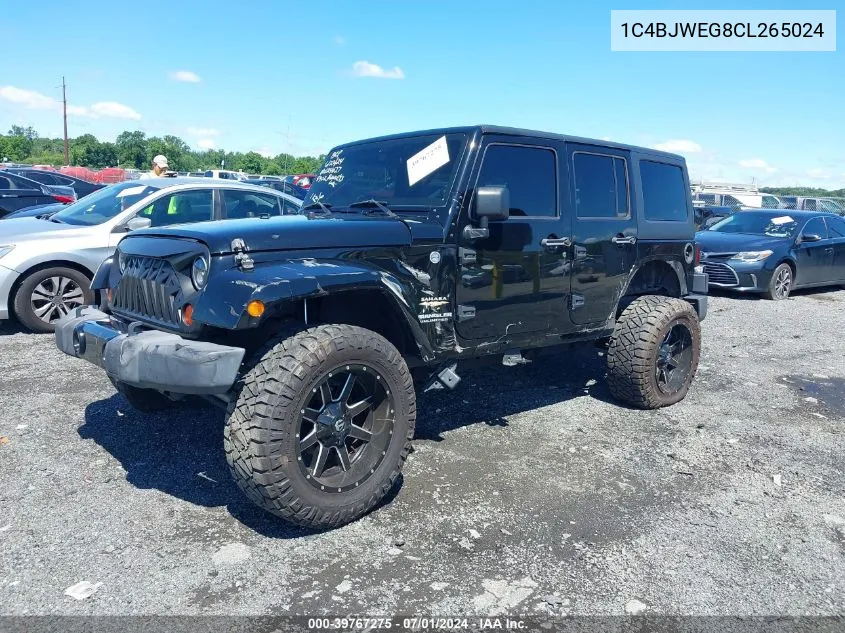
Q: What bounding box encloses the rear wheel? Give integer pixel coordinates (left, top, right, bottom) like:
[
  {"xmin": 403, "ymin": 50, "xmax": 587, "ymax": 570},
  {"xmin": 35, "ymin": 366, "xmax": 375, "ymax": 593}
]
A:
[
  {"xmin": 224, "ymin": 324, "xmax": 416, "ymax": 529},
  {"xmin": 13, "ymin": 267, "xmax": 93, "ymax": 333},
  {"xmin": 764, "ymin": 263, "xmax": 793, "ymax": 300},
  {"xmin": 606, "ymin": 295, "xmax": 701, "ymax": 409}
]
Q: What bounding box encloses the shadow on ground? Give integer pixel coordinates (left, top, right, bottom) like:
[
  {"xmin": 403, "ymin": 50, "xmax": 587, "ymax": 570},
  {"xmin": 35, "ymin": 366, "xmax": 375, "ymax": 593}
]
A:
[{"xmin": 79, "ymin": 346, "xmax": 615, "ymax": 536}]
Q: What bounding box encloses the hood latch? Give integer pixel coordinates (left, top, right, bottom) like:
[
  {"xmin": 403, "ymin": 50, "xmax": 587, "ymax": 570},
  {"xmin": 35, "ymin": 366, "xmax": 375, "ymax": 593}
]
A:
[{"xmin": 231, "ymin": 238, "xmax": 254, "ymax": 271}]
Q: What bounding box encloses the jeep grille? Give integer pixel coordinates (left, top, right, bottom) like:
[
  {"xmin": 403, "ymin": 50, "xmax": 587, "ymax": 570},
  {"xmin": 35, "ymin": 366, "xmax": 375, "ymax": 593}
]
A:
[{"xmin": 112, "ymin": 256, "xmax": 182, "ymax": 326}]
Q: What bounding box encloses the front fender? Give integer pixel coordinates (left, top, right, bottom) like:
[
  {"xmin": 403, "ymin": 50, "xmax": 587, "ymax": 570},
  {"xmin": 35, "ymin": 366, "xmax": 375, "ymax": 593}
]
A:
[{"xmin": 191, "ymin": 258, "xmax": 437, "ymax": 361}]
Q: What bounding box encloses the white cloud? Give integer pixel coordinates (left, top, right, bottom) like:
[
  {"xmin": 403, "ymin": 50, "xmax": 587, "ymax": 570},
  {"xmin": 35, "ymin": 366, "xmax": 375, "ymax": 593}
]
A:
[
  {"xmin": 0, "ymin": 85, "xmax": 141, "ymax": 120},
  {"xmin": 350, "ymin": 60, "xmax": 405, "ymax": 80},
  {"xmin": 806, "ymin": 168, "xmax": 831, "ymax": 180},
  {"xmin": 252, "ymin": 147, "xmax": 274, "ymax": 158},
  {"xmin": 654, "ymin": 139, "xmax": 702, "ymax": 154},
  {"xmin": 334, "ymin": 35, "xmax": 346, "ymax": 46},
  {"xmin": 187, "ymin": 127, "xmax": 220, "ymax": 137},
  {"xmin": 170, "ymin": 70, "xmax": 202, "ymax": 83},
  {"xmin": 197, "ymin": 138, "xmax": 216, "ymax": 150},
  {"xmin": 739, "ymin": 158, "xmax": 777, "ymax": 173}
]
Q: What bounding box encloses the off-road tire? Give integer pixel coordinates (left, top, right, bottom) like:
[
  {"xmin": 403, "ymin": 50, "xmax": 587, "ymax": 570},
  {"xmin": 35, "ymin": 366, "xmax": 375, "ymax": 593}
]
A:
[
  {"xmin": 13, "ymin": 266, "xmax": 93, "ymax": 333},
  {"xmin": 224, "ymin": 324, "xmax": 416, "ymax": 529},
  {"xmin": 606, "ymin": 295, "xmax": 701, "ymax": 409},
  {"xmin": 110, "ymin": 378, "xmax": 173, "ymax": 412},
  {"xmin": 764, "ymin": 263, "xmax": 793, "ymax": 301}
]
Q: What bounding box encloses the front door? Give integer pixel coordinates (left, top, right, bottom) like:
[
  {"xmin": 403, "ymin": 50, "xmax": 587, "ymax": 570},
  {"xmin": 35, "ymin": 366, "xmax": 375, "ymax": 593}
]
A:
[
  {"xmin": 566, "ymin": 144, "xmax": 636, "ymax": 325},
  {"xmin": 794, "ymin": 216, "xmax": 832, "ymax": 285},
  {"xmin": 455, "ymin": 138, "xmax": 572, "ymax": 341}
]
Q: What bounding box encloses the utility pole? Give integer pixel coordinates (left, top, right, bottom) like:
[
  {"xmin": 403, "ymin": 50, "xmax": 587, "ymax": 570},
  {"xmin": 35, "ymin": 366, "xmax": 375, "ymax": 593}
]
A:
[{"xmin": 61, "ymin": 76, "xmax": 69, "ymax": 166}]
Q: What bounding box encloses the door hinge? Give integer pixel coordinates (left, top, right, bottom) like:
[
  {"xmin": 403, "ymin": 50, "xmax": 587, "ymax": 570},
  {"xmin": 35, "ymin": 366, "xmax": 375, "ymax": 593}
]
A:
[
  {"xmin": 458, "ymin": 247, "xmax": 477, "ymax": 265},
  {"xmin": 570, "ymin": 294, "xmax": 585, "ymax": 309},
  {"xmin": 457, "ymin": 304, "xmax": 476, "ymax": 321},
  {"xmin": 231, "ymin": 238, "xmax": 254, "ymax": 271}
]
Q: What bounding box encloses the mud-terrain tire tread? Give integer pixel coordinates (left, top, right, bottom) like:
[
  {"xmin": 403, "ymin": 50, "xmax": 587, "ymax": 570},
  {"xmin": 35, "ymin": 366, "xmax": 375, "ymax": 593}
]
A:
[
  {"xmin": 110, "ymin": 378, "xmax": 173, "ymax": 411},
  {"xmin": 606, "ymin": 295, "xmax": 701, "ymax": 410},
  {"xmin": 223, "ymin": 324, "xmax": 416, "ymax": 529}
]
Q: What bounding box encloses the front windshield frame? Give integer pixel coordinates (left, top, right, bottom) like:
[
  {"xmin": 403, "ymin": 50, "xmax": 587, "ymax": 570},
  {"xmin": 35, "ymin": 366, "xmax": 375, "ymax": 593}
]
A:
[
  {"xmin": 305, "ymin": 132, "xmax": 470, "ymax": 212},
  {"xmin": 708, "ymin": 211, "xmax": 801, "ymax": 238},
  {"xmin": 51, "ymin": 181, "xmax": 161, "ymax": 226}
]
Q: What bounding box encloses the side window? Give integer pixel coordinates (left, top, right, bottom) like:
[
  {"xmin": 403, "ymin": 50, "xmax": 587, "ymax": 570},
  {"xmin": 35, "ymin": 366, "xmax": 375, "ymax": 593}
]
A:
[
  {"xmin": 0, "ymin": 175, "xmax": 13, "ymax": 189},
  {"xmin": 476, "ymin": 144, "xmax": 557, "ymax": 218},
  {"xmin": 640, "ymin": 161, "xmax": 688, "ymax": 222},
  {"xmin": 803, "ymin": 199, "xmax": 817, "ymax": 211},
  {"xmin": 204, "ymin": 171, "xmax": 213, "ymax": 178},
  {"xmin": 573, "ymin": 153, "xmax": 629, "ymax": 219},
  {"xmin": 722, "ymin": 195, "xmax": 742, "ymax": 210},
  {"xmin": 827, "ymin": 215, "xmax": 845, "ymax": 237},
  {"xmin": 699, "ymin": 193, "xmax": 717, "ymax": 205},
  {"xmin": 223, "ymin": 190, "xmax": 283, "ymax": 219},
  {"xmin": 802, "ymin": 217, "xmax": 828, "ymax": 239},
  {"xmin": 282, "ymin": 198, "xmax": 301, "ymax": 215},
  {"xmin": 138, "ymin": 190, "xmax": 214, "ymax": 227}
]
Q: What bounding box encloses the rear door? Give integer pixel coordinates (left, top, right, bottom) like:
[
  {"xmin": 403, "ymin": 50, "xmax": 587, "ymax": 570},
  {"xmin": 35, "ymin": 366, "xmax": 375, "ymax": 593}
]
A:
[
  {"xmin": 823, "ymin": 215, "xmax": 845, "ymax": 282},
  {"xmin": 566, "ymin": 143, "xmax": 636, "ymax": 325},
  {"xmin": 0, "ymin": 172, "xmax": 53, "ymax": 216}
]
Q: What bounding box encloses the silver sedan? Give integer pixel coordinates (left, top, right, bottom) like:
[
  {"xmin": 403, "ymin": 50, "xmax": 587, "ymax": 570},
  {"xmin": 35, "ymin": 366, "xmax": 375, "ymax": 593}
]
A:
[{"xmin": 0, "ymin": 177, "xmax": 302, "ymax": 332}]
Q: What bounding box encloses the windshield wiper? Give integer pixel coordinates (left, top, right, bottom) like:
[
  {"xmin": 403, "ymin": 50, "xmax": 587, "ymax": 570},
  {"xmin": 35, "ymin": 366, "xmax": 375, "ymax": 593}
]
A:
[
  {"xmin": 301, "ymin": 200, "xmax": 333, "ymax": 215},
  {"xmin": 349, "ymin": 199, "xmax": 399, "ymax": 218}
]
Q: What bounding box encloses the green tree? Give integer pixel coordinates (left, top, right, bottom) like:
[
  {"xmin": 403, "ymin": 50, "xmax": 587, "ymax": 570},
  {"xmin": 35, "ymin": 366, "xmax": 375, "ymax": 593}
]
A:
[
  {"xmin": 240, "ymin": 151, "xmax": 264, "ymax": 174},
  {"xmin": 115, "ymin": 130, "xmax": 148, "ymax": 169}
]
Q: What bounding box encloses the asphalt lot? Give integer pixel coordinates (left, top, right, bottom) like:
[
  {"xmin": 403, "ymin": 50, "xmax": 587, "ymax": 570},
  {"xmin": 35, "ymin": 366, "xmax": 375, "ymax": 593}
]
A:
[{"xmin": 1, "ymin": 289, "xmax": 844, "ymax": 617}]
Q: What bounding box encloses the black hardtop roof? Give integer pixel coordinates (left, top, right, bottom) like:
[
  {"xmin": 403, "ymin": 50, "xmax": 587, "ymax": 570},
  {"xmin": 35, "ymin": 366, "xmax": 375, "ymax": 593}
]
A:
[{"xmin": 334, "ymin": 125, "xmax": 685, "ymax": 162}]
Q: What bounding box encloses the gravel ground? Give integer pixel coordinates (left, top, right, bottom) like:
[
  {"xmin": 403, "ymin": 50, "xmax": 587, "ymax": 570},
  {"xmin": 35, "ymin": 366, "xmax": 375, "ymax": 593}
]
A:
[{"xmin": 0, "ymin": 290, "xmax": 844, "ymax": 617}]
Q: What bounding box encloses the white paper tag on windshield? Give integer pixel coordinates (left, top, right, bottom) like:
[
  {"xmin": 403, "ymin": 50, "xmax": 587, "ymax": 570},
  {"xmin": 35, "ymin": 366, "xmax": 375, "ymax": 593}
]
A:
[
  {"xmin": 771, "ymin": 215, "xmax": 794, "ymax": 225},
  {"xmin": 116, "ymin": 185, "xmax": 149, "ymax": 198},
  {"xmin": 407, "ymin": 135, "xmax": 449, "ymax": 186}
]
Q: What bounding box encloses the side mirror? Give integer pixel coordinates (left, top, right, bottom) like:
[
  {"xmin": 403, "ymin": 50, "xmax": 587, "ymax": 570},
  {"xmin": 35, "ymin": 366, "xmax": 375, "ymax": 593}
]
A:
[
  {"xmin": 801, "ymin": 233, "xmax": 822, "ymax": 243},
  {"xmin": 125, "ymin": 216, "xmax": 152, "ymax": 232},
  {"xmin": 474, "ymin": 186, "xmax": 510, "ymax": 222}
]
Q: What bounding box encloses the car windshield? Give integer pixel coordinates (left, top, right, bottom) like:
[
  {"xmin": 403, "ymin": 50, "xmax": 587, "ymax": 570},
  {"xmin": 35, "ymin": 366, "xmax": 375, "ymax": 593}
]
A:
[
  {"xmin": 305, "ymin": 133, "xmax": 468, "ymax": 210},
  {"xmin": 708, "ymin": 211, "xmax": 799, "ymax": 238},
  {"xmin": 50, "ymin": 182, "xmax": 160, "ymax": 226}
]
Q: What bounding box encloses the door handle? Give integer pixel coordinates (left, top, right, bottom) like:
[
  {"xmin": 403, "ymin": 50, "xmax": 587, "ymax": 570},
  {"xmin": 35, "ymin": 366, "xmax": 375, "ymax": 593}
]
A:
[
  {"xmin": 611, "ymin": 235, "xmax": 636, "ymax": 245},
  {"xmin": 541, "ymin": 237, "xmax": 572, "ymax": 248}
]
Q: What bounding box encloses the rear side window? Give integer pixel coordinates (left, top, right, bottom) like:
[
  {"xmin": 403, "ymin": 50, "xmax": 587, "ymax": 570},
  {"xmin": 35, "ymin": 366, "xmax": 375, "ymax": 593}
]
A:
[
  {"xmin": 0, "ymin": 172, "xmax": 36, "ymax": 190},
  {"xmin": 573, "ymin": 153, "xmax": 629, "ymax": 218},
  {"xmin": 223, "ymin": 189, "xmax": 283, "ymax": 218},
  {"xmin": 476, "ymin": 144, "xmax": 557, "ymax": 218},
  {"xmin": 640, "ymin": 161, "xmax": 688, "ymax": 222},
  {"xmin": 827, "ymin": 215, "xmax": 845, "ymax": 237}
]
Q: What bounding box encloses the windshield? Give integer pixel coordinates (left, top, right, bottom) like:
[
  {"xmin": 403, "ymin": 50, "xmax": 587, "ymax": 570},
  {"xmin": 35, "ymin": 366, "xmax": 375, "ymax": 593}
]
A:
[
  {"xmin": 708, "ymin": 211, "xmax": 799, "ymax": 238},
  {"xmin": 819, "ymin": 200, "xmax": 845, "ymax": 213},
  {"xmin": 305, "ymin": 133, "xmax": 468, "ymax": 210},
  {"xmin": 51, "ymin": 182, "xmax": 160, "ymax": 226}
]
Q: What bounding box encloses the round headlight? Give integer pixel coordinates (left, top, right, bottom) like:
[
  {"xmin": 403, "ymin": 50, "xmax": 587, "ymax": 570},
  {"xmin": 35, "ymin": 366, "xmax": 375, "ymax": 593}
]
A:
[{"xmin": 191, "ymin": 257, "xmax": 208, "ymax": 289}]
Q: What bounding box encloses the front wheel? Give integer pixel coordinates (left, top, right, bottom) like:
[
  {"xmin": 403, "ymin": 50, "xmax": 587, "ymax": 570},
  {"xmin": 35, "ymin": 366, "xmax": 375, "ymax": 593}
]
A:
[
  {"xmin": 764, "ymin": 263, "xmax": 793, "ymax": 300},
  {"xmin": 224, "ymin": 324, "xmax": 416, "ymax": 529},
  {"xmin": 606, "ymin": 296, "xmax": 701, "ymax": 409},
  {"xmin": 13, "ymin": 267, "xmax": 93, "ymax": 333},
  {"xmin": 109, "ymin": 378, "xmax": 174, "ymax": 412}
]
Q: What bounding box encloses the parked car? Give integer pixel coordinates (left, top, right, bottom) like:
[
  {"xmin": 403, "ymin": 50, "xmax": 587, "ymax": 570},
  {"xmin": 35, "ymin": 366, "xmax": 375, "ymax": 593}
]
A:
[
  {"xmin": 56, "ymin": 125, "xmax": 707, "ymax": 530},
  {"xmin": 5, "ymin": 168, "xmax": 104, "ymax": 198},
  {"xmin": 0, "ymin": 178, "xmax": 302, "ymax": 332},
  {"xmin": 697, "ymin": 210, "xmax": 845, "ymax": 300},
  {"xmin": 204, "ymin": 169, "xmax": 247, "ymax": 181},
  {"xmin": 0, "ymin": 171, "xmax": 77, "ymax": 218},
  {"xmin": 693, "ymin": 191, "xmax": 781, "ymax": 210},
  {"xmin": 242, "ymin": 178, "xmax": 308, "ymax": 200},
  {"xmin": 2, "ymin": 202, "xmax": 66, "ymax": 220},
  {"xmin": 694, "ymin": 205, "xmax": 735, "ymax": 230},
  {"xmin": 777, "ymin": 196, "xmax": 845, "ymax": 214}
]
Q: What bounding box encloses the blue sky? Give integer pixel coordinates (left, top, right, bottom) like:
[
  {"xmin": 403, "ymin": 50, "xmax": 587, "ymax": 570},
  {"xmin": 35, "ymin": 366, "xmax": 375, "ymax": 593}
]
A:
[{"xmin": 1, "ymin": 0, "xmax": 842, "ymax": 187}]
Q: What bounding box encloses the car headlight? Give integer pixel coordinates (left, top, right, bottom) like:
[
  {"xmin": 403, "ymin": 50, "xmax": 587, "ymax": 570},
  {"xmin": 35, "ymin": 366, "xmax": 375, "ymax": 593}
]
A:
[
  {"xmin": 0, "ymin": 245, "xmax": 14, "ymax": 260},
  {"xmin": 191, "ymin": 256, "xmax": 209, "ymax": 290},
  {"xmin": 730, "ymin": 250, "xmax": 773, "ymax": 263}
]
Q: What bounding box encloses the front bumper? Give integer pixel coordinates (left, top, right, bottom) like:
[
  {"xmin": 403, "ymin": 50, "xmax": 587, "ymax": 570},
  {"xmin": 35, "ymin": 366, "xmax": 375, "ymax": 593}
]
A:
[
  {"xmin": 0, "ymin": 265, "xmax": 18, "ymax": 320},
  {"xmin": 55, "ymin": 307, "xmax": 245, "ymax": 395},
  {"xmin": 683, "ymin": 270, "xmax": 708, "ymax": 321},
  {"xmin": 703, "ymin": 260, "xmax": 771, "ymax": 293}
]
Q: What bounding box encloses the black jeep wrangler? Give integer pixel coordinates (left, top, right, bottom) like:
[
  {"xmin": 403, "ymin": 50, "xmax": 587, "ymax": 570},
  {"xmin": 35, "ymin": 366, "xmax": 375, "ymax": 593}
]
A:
[{"xmin": 56, "ymin": 126, "xmax": 708, "ymax": 529}]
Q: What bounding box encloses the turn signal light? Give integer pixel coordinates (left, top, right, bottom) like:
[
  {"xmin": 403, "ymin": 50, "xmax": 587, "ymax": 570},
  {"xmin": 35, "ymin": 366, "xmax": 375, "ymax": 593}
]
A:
[
  {"xmin": 106, "ymin": 289, "xmax": 113, "ymax": 304},
  {"xmin": 183, "ymin": 304, "xmax": 194, "ymax": 326},
  {"xmin": 694, "ymin": 243, "xmax": 701, "ymax": 266},
  {"xmin": 246, "ymin": 300, "xmax": 265, "ymax": 318}
]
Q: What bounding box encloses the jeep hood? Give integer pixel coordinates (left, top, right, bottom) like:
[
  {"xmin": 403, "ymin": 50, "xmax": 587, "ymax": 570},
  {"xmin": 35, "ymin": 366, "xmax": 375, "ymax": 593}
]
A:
[{"xmin": 131, "ymin": 214, "xmax": 413, "ymax": 254}]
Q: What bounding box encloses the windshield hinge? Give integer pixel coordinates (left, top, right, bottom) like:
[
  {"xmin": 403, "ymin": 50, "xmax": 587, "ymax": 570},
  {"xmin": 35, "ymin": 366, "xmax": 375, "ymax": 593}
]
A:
[{"xmin": 231, "ymin": 238, "xmax": 254, "ymax": 271}]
